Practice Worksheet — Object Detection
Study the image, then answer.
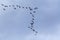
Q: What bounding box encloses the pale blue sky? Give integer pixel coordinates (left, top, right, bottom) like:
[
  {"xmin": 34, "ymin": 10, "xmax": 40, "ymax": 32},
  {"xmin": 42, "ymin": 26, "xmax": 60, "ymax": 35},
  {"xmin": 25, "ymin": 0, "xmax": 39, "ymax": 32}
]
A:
[{"xmin": 0, "ymin": 0, "xmax": 60, "ymax": 40}]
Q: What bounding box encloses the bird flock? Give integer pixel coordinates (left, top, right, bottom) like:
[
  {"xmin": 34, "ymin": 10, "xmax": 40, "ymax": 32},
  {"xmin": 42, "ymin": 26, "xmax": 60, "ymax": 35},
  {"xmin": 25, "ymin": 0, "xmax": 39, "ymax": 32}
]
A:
[{"xmin": 0, "ymin": 4, "xmax": 38, "ymax": 35}]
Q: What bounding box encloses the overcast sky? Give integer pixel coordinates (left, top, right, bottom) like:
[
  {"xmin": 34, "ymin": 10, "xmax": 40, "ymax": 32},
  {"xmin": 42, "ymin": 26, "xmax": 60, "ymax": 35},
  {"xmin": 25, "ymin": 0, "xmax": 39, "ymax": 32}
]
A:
[{"xmin": 0, "ymin": 0, "xmax": 60, "ymax": 40}]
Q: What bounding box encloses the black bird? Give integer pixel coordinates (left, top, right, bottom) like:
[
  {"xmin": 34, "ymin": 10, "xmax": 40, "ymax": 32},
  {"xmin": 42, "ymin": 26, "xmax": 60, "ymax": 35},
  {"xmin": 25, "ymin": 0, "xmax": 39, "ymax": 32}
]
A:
[
  {"xmin": 16, "ymin": 5, "xmax": 19, "ymax": 7},
  {"xmin": 33, "ymin": 11, "xmax": 36, "ymax": 13},
  {"xmin": 32, "ymin": 14, "xmax": 34, "ymax": 17},
  {"xmin": 28, "ymin": 27, "xmax": 32, "ymax": 29},
  {"xmin": 32, "ymin": 18, "xmax": 35, "ymax": 20},
  {"xmin": 19, "ymin": 6, "xmax": 21, "ymax": 8},
  {"xmin": 26, "ymin": 7, "xmax": 28, "ymax": 9},
  {"xmin": 14, "ymin": 8, "xmax": 16, "ymax": 10},
  {"xmin": 12, "ymin": 5, "xmax": 15, "ymax": 7},
  {"xmin": 30, "ymin": 12, "xmax": 32, "ymax": 14},
  {"xmin": 31, "ymin": 21, "xmax": 34, "ymax": 24},
  {"xmin": 22, "ymin": 7, "xmax": 24, "ymax": 8},
  {"xmin": 9, "ymin": 5, "xmax": 11, "ymax": 7},
  {"xmin": 4, "ymin": 5, "xmax": 8, "ymax": 7},
  {"xmin": 1, "ymin": 4, "xmax": 4, "ymax": 6},
  {"xmin": 30, "ymin": 27, "xmax": 33, "ymax": 29},
  {"xmin": 34, "ymin": 7, "xmax": 38, "ymax": 10},
  {"xmin": 32, "ymin": 29, "xmax": 35, "ymax": 31},
  {"xmin": 31, "ymin": 25, "xmax": 33, "ymax": 28},
  {"xmin": 35, "ymin": 31, "xmax": 38, "ymax": 33},
  {"xmin": 3, "ymin": 8, "xmax": 6, "ymax": 11},
  {"xmin": 28, "ymin": 27, "xmax": 30, "ymax": 28},
  {"xmin": 30, "ymin": 22, "xmax": 34, "ymax": 25},
  {"xmin": 29, "ymin": 7, "xmax": 33, "ymax": 11}
]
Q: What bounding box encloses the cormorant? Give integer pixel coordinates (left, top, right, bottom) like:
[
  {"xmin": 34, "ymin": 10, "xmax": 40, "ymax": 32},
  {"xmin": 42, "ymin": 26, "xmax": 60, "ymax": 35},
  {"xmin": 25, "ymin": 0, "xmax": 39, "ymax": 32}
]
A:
[
  {"xmin": 29, "ymin": 7, "xmax": 33, "ymax": 11},
  {"xmin": 9, "ymin": 5, "xmax": 11, "ymax": 7},
  {"xmin": 34, "ymin": 7, "xmax": 38, "ymax": 10},
  {"xmin": 14, "ymin": 8, "xmax": 16, "ymax": 10},
  {"xmin": 1, "ymin": 4, "xmax": 4, "ymax": 6},
  {"xmin": 3, "ymin": 8, "xmax": 6, "ymax": 11},
  {"xmin": 4, "ymin": 5, "xmax": 8, "ymax": 7},
  {"xmin": 33, "ymin": 11, "xmax": 36, "ymax": 13}
]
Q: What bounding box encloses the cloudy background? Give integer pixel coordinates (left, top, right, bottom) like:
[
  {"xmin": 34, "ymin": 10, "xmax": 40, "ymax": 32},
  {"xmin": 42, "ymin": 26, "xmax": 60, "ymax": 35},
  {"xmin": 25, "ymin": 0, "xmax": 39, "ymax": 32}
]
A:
[{"xmin": 0, "ymin": 0, "xmax": 60, "ymax": 40}]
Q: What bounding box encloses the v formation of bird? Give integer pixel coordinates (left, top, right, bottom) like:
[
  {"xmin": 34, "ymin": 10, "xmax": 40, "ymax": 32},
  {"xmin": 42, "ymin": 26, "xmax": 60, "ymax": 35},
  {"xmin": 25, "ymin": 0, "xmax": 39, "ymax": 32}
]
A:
[{"xmin": 0, "ymin": 3, "xmax": 38, "ymax": 35}]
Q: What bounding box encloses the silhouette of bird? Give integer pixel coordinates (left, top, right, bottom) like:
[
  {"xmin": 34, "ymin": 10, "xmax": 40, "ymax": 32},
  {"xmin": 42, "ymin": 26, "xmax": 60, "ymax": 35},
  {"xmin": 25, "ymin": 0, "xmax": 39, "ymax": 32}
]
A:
[
  {"xmin": 1, "ymin": 4, "xmax": 4, "ymax": 6},
  {"xmin": 9, "ymin": 5, "xmax": 11, "ymax": 7},
  {"xmin": 22, "ymin": 7, "xmax": 24, "ymax": 8},
  {"xmin": 19, "ymin": 6, "xmax": 21, "ymax": 8},
  {"xmin": 30, "ymin": 12, "xmax": 32, "ymax": 14},
  {"xmin": 33, "ymin": 11, "xmax": 36, "ymax": 13},
  {"xmin": 28, "ymin": 27, "xmax": 32, "ymax": 29},
  {"xmin": 32, "ymin": 29, "xmax": 35, "ymax": 31},
  {"xmin": 12, "ymin": 5, "xmax": 15, "ymax": 7},
  {"xmin": 35, "ymin": 31, "xmax": 38, "ymax": 33},
  {"xmin": 34, "ymin": 32, "xmax": 38, "ymax": 35},
  {"xmin": 14, "ymin": 8, "xmax": 16, "ymax": 10},
  {"xmin": 34, "ymin": 7, "xmax": 38, "ymax": 10},
  {"xmin": 16, "ymin": 5, "xmax": 19, "ymax": 7},
  {"xmin": 32, "ymin": 18, "xmax": 35, "ymax": 20},
  {"xmin": 30, "ymin": 22, "xmax": 34, "ymax": 25},
  {"xmin": 31, "ymin": 25, "xmax": 33, "ymax": 28},
  {"xmin": 3, "ymin": 8, "xmax": 6, "ymax": 11},
  {"xmin": 31, "ymin": 21, "xmax": 34, "ymax": 23},
  {"xmin": 29, "ymin": 7, "xmax": 33, "ymax": 11},
  {"xmin": 4, "ymin": 5, "xmax": 8, "ymax": 7},
  {"xmin": 30, "ymin": 27, "xmax": 33, "ymax": 29},
  {"xmin": 32, "ymin": 14, "xmax": 34, "ymax": 17},
  {"xmin": 26, "ymin": 7, "xmax": 28, "ymax": 9},
  {"xmin": 28, "ymin": 26, "xmax": 30, "ymax": 28}
]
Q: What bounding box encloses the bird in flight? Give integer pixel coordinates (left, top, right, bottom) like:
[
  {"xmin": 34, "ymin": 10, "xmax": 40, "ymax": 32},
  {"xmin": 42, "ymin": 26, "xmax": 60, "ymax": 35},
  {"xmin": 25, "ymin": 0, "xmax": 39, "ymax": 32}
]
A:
[
  {"xmin": 14, "ymin": 8, "xmax": 16, "ymax": 10},
  {"xmin": 3, "ymin": 8, "xmax": 6, "ymax": 11},
  {"xmin": 1, "ymin": 4, "xmax": 4, "ymax": 6},
  {"xmin": 34, "ymin": 7, "xmax": 38, "ymax": 10},
  {"xmin": 29, "ymin": 7, "xmax": 33, "ymax": 11}
]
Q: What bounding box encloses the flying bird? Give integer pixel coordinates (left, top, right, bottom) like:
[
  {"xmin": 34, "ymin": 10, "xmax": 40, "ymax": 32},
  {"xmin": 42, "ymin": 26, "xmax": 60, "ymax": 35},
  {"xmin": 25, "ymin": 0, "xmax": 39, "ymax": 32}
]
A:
[
  {"xmin": 32, "ymin": 14, "xmax": 34, "ymax": 17},
  {"xmin": 9, "ymin": 5, "xmax": 11, "ymax": 7},
  {"xmin": 22, "ymin": 7, "xmax": 24, "ymax": 8},
  {"xmin": 31, "ymin": 21, "xmax": 34, "ymax": 23},
  {"xmin": 16, "ymin": 5, "xmax": 19, "ymax": 7},
  {"xmin": 4, "ymin": 5, "xmax": 8, "ymax": 7},
  {"xmin": 32, "ymin": 29, "xmax": 35, "ymax": 31},
  {"xmin": 26, "ymin": 7, "xmax": 28, "ymax": 9},
  {"xmin": 14, "ymin": 8, "xmax": 16, "ymax": 10},
  {"xmin": 3, "ymin": 8, "xmax": 6, "ymax": 11},
  {"xmin": 34, "ymin": 7, "xmax": 38, "ymax": 10},
  {"xmin": 1, "ymin": 4, "xmax": 4, "ymax": 6},
  {"xmin": 30, "ymin": 22, "xmax": 34, "ymax": 26},
  {"xmin": 33, "ymin": 11, "xmax": 36, "ymax": 13},
  {"xmin": 12, "ymin": 5, "xmax": 15, "ymax": 7},
  {"xmin": 29, "ymin": 7, "xmax": 33, "ymax": 11},
  {"xmin": 32, "ymin": 18, "xmax": 35, "ymax": 20},
  {"xmin": 30, "ymin": 12, "xmax": 32, "ymax": 14},
  {"xmin": 28, "ymin": 27, "xmax": 32, "ymax": 29},
  {"xmin": 31, "ymin": 25, "xmax": 33, "ymax": 28},
  {"xmin": 35, "ymin": 31, "xmax": 38, "ymax": 33},
  {"xmin": 19, "ymin": 6, "xmax": 21, "ymax": 8}
]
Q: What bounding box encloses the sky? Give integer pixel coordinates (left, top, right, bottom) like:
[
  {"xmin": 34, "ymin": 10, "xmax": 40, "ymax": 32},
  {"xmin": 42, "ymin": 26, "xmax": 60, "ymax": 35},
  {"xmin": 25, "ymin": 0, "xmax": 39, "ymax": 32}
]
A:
[{"xmin": 0, "ymin": 0, "xmax": 60, "ymax": 40}]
